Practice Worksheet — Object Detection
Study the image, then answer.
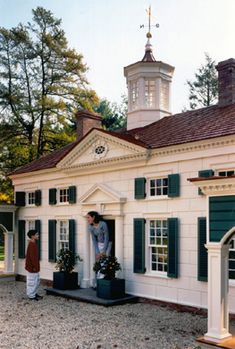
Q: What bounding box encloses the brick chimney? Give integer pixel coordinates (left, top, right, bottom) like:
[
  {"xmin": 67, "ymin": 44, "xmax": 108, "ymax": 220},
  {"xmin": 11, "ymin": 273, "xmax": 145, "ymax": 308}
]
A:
[
  {"xmin": 216, "ymin": 58, "xmax": 235, "ymax": 107},
  {"xmin": 76, "ymin": 110, "xmax": 102, "ymax": 141}
]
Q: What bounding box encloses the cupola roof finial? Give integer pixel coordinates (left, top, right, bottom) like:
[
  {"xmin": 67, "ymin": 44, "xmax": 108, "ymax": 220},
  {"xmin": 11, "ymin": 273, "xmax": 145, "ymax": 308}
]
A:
[{"xmin": 140, "ymin": 5, "xmax": 159, "ymax": 62}]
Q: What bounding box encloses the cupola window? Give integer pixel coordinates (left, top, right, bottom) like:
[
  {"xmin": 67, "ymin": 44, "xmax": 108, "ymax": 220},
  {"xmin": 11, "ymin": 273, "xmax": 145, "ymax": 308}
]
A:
[
  {"xmin": 145, "ymin": 79, "xmax": 155, "ymax": 108},
  {"xmin": 131, "ymin": 81, "xmax": 139, "ymax": 109}
]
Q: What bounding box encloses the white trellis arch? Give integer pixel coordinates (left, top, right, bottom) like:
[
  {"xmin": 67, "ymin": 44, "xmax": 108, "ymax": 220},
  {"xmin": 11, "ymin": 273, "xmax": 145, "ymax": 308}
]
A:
[
  {"xmin": 204, "ymin": 226, "xmax": 235, "ymax": 343},
  {"xmin": 0, "ymin": 205, "xmax": 16, "ymax": 274}
]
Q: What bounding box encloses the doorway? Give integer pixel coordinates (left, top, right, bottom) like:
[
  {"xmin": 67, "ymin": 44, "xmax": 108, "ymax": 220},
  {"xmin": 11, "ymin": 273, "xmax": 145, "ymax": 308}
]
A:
[{"xmin": 105, "ymin": 219, "xmax": 115, "ymax": 257}]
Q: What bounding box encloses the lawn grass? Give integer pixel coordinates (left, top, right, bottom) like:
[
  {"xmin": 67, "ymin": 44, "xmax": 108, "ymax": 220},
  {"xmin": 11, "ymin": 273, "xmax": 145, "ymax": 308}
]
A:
[{"xmin": 0, "ymin": 245, "xmax": 4, "ymax": 261}]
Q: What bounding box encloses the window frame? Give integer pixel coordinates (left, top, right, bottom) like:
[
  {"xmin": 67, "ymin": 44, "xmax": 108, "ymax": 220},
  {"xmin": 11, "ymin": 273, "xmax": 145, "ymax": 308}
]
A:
[
  {"xmin": 57, "ymin": 220, "xmax": 69, "ymax": 251},
  {"xmin": 146, "ymin": 218, "xmax": 168, "ymax": 275},
  {"xmin": 148, "ymin": 177, "xmax": 169, "ymax": 198},
  {"xmin": 131, "ymin": 80, "xmax": 139, "ymax": 110},
  {"xmin": 58, "ymin": 187, "xmax": 69, "ymax": 204},
  {"xmin": 26, "ymin": 191, "xmax": 36, "ymax": 206},
  {"xmin": 218, "ymin": 169, "xmax": 235, "ymax": 177},
  {"xmin": 144, "ymin": 79, "xmax": 156, "ymax": 108}
]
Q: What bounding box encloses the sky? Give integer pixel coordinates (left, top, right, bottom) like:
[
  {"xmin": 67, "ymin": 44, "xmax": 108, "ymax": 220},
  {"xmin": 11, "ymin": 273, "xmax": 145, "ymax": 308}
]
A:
[{"xmin": 0, "ymin": 0, "xmax": 235, "ymax": 113}]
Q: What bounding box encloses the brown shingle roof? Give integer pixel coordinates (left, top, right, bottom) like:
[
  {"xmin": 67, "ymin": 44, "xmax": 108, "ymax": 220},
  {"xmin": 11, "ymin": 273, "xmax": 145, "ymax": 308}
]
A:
[
  {"xmin": 11, "ymin": 103, "xmax": 235, "ymax": 175},
  {"xmin": 125, "ymin": 103, "xmax": 235, "ymax": 148},
  {"xmin": 11, "ymin": 141, "xmax": 79, "ymax": 175}
]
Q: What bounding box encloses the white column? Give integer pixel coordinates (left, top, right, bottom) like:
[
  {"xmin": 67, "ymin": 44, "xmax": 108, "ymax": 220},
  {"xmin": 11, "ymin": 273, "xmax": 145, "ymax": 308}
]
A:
[
  {"xmin": 80, "ymin": 221, "xmax": 91, "ymax": 288},
  {"xmin": 204, "ymin": 243, "xmax": 231, "ymax": 342},
  {"xmin": 115, "ymin": 216, "xmax": 124, "ymax": 278},
  {"xmin": 4, "ymin": 232, "xmax": 14, "ymax": 273}
]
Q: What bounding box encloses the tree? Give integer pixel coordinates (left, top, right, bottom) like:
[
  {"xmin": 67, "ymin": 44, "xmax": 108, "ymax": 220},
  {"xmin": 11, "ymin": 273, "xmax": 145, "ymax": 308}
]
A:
[
  {"xmin": 95, "ymin": 94, "xmax": 127, "ymax": 131},
  {"xmin": 186, "ymin": 54, "xmax": 218, "ymax": 110},
  {"xmin": 0, "ymin": 7, "xmax": 98, "ymax": 160}
]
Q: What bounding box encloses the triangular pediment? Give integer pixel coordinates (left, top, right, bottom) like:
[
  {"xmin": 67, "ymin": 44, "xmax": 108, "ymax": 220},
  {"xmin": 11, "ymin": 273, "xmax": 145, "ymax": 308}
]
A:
[
  {"xmin": 57, "ymin": 129, "xmax": 147, "ymax": 170},
  {"xmin": 79, "ymin": 183, "xmax": 126, "ymax": 205}
]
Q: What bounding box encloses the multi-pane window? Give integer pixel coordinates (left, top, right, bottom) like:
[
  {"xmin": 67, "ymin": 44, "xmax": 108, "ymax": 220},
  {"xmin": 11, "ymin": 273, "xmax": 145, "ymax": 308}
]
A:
[
  {"xmin": 145, "ymin": 80, "xmax": 155, "ymax": 108},
  {"xmin": 131, "ymin": 81, "xmax": 139, "ymax": 109},
  {"xmin": 150, "ymin": 178, "xmax": 168, "ymax": 196},
  {"xmin": 59, "ymin": 188, "xmax": 69, "ymax": 203},
  {"xmin": 149, "ymin": 220, "xmax": 168, "ymax": 272},
  {"xmin": 28, "ymin": 220, "xmax": 35, "ymax": 231},
  {"xmin": 58, "ymin": 220, "xmax": 69, "ymax": 250},
  {"xmin": 27, "ymin": 192, "xmax": 35, "ymax": 205},
  {"xmin": 160, "ymin": 80, "xmax": 169, "ymax": 110},
  {"xmin": 218, "ymin": 170, "xmax": 235, "ymax": 177}
]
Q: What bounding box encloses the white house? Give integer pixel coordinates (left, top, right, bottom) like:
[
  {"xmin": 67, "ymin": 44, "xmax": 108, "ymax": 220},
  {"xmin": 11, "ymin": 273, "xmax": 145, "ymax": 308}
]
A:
[{"xmin": 3, "ymin": 34, "xmax": 235, "ymax": 344}]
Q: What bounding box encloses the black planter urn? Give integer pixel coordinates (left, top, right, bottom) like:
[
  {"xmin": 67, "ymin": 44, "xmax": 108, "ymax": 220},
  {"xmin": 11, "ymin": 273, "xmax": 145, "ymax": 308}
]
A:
[
  {"xmin": 53, "ymin": 272, "xmax": 78, "ymax": 290},
  {"xmin": 96, "ymin": 278, "xmax": 125, "ymax": 299}
]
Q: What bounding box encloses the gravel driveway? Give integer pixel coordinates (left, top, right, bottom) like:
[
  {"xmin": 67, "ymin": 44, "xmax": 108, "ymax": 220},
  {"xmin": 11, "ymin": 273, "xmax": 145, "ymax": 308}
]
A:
[{"xmin": 0, "ymin": 280, "xmax": 216, "ymax": 349}]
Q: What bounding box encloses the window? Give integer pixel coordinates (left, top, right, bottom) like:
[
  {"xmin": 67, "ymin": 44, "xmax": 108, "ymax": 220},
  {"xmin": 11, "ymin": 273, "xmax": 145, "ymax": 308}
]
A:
[
  {"xmin": 27, "ymin": 220, "xmax": 35, "ymax": 231},
  {"xmin": 59, "ymin": 188, "xmax": 69, "ymax": 203},
  {"xmin": 160, "ymin": 80, "xmax": 169, "ymax": 110},
  {"xmin": 145, "ymin": 80, "xmax": 155, "ymax": 108},
  {"xmin": 58, "ymin": 220, "xmax": 69, "ymax": 250},
  {"xmin": 131, "ymin": 81, "xmax": 139, "ymax": 109},
  {"xmin": 27, "ymin": 192, "xmax": 35, "ymax": 205},
  {"xmin": 148, "ymin": 220, "xmax": 168, "ymax": 272},
  {"xmin": 150, "ymin": 178, "xmax": 168, "ymax": 196},
  {"xmin": 218, "ymin": 170, "xmax": 235, "ymax": 177}
]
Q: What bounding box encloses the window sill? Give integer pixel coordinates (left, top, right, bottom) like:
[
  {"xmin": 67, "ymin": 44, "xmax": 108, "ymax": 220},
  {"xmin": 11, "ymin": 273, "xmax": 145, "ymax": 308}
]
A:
[
  {"xmin": 229, "ymin": 280, "xmax": 235, "ymax": 287},
  {"xmin": 146, "ymin": 196, "xmax": 169, "ymax": 201},
  {"xmin": 144, "ymin": 272, "xmax": 168, "ymax": 279}
]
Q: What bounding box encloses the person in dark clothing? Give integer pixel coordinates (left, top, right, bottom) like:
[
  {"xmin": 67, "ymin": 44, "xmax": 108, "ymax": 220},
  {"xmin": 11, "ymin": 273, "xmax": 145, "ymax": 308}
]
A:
[{"xmin": 25, "ymin": 229, "xmax": 43, "ymax": 301}]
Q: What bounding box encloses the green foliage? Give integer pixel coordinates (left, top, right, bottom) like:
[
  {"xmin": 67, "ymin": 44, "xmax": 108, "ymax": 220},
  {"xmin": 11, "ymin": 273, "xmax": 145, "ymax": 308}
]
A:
[
  {"xmin": 0, "ymin": 6, "xmax": 98, "ymax": 160},
  {"xmin": 93, "ymin": 255, "xmax": 121, "ymax": 280},
  {"xmin": 186, "ymin": 53, "xmax": 218, "ymax": 110},
  {"xmin": 55, "ymin": 248, "xmax": 82, "ymax": 273},
  {"xmin": 94, "ymin": 94, "xmax": 127, "ymax": 131}
]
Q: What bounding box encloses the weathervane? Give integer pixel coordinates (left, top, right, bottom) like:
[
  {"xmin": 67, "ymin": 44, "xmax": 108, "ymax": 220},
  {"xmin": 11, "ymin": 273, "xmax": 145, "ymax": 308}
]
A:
[{"xmin": 140, "ymin": 5, "xmax": 159, "ymax": 39}]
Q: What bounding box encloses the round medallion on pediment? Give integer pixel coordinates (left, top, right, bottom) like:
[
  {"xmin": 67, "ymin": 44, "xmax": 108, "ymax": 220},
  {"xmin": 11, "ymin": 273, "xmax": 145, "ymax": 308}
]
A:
[{"xmin": 92, "ymin": 140, "xmax": 109, "ymax": 159}]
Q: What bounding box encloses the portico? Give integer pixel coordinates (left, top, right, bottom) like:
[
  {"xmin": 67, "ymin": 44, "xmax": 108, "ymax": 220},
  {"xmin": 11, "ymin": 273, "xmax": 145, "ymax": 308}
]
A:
[{"xmin": 189, "ymin": 176, "xmax": 235, "ymax": 344}]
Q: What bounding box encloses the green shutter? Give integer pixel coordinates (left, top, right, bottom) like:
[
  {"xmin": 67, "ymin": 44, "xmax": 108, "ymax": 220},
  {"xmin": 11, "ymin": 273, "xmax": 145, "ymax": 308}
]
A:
[
  {"xmin": 198, "ymin": 169, "xmax": 214, "ymax": 195},
  {"xmin": 167, "ymin": 218, "xmax": 179, "ymax": 278},
  {"xmin": 209, "ymin": 195, "xmax": 235, "ymax": 242},
  {"xmin": 15, "ymin": 192, "xmax": 25, "ymax": 206},
  {"xmin": 134, "ymin": 178, "xmax": 146, "ymax": 199},
  {"xmin": 49, "ymin": 188, "xmax": 57, "ymax": 205},
  {"xmin": 133, "ymin": 218, "xmax": 146, "ymax": 273},
  {"xmin": 18, "ymin": 220, "xmax": 25, "ymax": 259},
  {"xmin": 48, "ymin": 220, "xmax": 57, "ymax": 262},
  {"xmin": 35, "ymin": 220, "xmax": 41, "ymax": 260},
  {"xmin": 198, "ymin": 217, "xmax": 207, "ymax": 281},
  {"xmin": 168, "ymin": 174, "xmax": 180, "ymax": 197},
  {"xmin": 68, "ymin": 186, "xmax": 77, "ymax": 204},
  {"xmin": 35, "ymin": 190, "xmax": 42, "ymax": 206},
  {"xmin": 69, "ymin": 219, "xmax": 76, "ymax": 254}
]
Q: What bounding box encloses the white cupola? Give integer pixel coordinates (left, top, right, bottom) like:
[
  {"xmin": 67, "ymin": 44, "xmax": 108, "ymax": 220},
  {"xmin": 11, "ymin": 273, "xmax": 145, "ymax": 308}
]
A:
[{"xmin": 124, "ymin": 18, "xmax": 175, "ymax": 130}]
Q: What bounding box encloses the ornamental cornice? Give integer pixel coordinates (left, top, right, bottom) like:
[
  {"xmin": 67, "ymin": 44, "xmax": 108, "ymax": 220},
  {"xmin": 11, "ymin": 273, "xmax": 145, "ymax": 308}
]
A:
[
  {"xmin": 189, "ymin": 177, "xmax": 235, "ymax": 196},
  {"xmin": 151, "ymin": 136, "xmax": 235, "ymax": 157},
  {"xmin": 201, "ymin": 183, "xmax": 235, "ymax": 195},
  {"xmin": 60, "ymin": 151, "xmax": 149, "ymax": 172}
]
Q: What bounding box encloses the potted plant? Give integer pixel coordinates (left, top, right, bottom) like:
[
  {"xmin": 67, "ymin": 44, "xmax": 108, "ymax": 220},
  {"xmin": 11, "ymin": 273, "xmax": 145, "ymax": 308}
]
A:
[
  {"xmin": 53, "ymin": 248, "xmax": 82, "ymax": 290},
  {"xmin": 93, "ymin": 255, "xmax": 125, "ymax": 299}
]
